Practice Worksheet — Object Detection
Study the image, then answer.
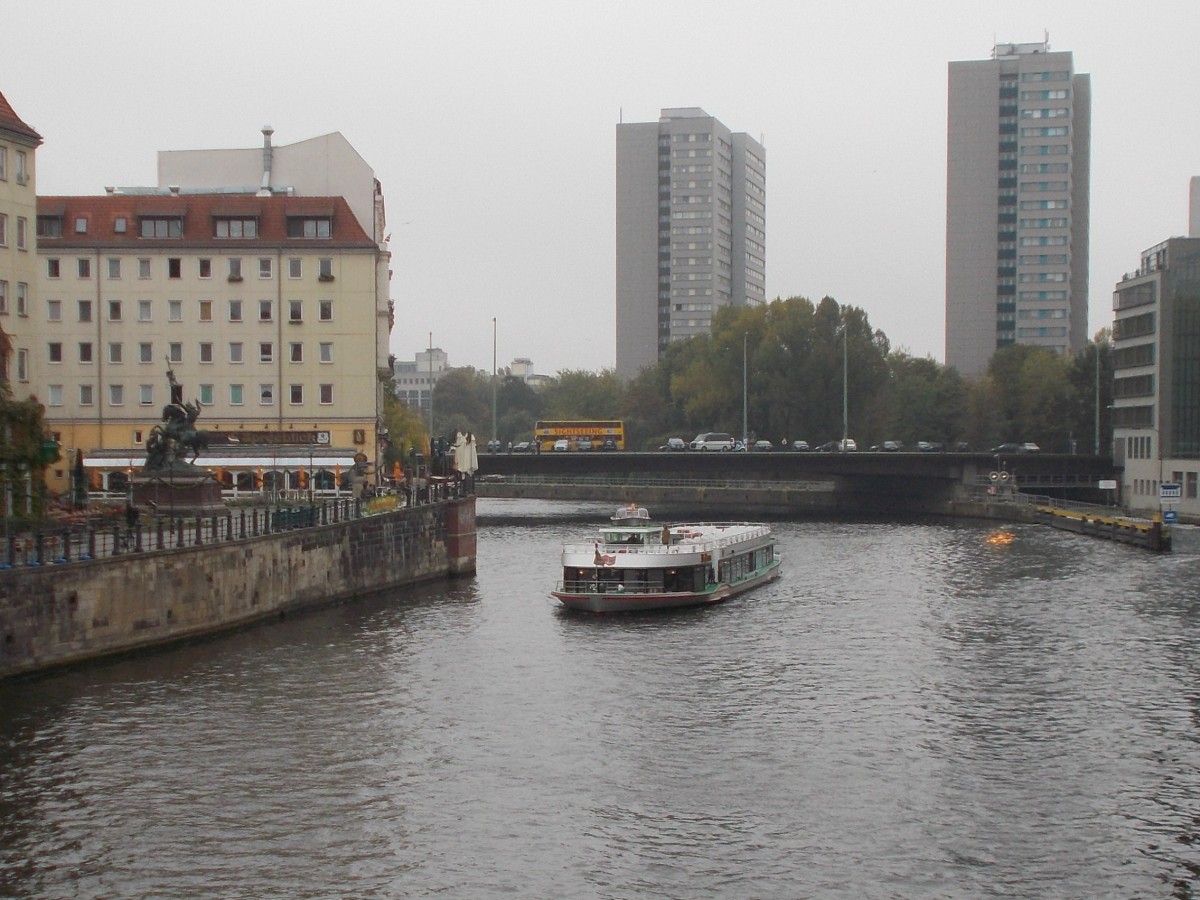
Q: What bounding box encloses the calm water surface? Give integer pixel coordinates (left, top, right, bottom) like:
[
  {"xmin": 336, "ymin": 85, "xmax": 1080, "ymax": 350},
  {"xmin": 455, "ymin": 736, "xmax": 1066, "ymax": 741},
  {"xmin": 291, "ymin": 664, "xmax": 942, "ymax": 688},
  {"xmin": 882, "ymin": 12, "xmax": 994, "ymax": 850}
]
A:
[{"xmin": 2, "ymin": 499, "xmax": 1200, "ymax": 898}]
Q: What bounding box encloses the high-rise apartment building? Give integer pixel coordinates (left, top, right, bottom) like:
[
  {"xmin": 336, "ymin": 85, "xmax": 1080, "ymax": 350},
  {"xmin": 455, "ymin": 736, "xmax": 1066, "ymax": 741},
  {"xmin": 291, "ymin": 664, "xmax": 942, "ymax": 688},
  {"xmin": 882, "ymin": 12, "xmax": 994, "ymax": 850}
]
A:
[
  {"xmin": 616, "ymin": 108, "xmax": 765, "ymax": 379},
  {"xmin": 946, "ymin": 40, "xmax": 1091, "ymax": 376},
  {"xmin": 1111, "ymin": 237, "xmax": 1200, "ymax": 517}
]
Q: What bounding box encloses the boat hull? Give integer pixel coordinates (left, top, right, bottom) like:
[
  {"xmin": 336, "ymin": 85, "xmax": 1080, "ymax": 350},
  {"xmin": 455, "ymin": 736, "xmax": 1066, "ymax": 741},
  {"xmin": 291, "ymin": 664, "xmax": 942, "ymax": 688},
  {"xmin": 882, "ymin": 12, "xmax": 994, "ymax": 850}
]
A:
[{"xmin": 552, "ymin": 558, "xmax": 781, "ymax": 614}]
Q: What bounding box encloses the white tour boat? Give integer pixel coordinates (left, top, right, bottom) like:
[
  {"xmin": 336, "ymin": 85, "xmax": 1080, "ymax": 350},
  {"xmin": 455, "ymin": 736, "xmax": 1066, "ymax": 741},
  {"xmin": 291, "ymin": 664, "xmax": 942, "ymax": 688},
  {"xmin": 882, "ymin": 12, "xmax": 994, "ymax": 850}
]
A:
[{"xmin": 551, "ymin": 503, "xmax": 781, "ymax": 613}]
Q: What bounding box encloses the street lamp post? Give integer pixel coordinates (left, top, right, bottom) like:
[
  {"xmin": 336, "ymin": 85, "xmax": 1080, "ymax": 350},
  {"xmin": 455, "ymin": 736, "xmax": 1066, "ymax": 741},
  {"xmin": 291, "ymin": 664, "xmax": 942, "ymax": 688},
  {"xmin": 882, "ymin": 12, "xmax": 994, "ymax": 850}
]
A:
[
  {"xmin": 842, "ymin": 309, "xmax": 849, "ymax": 447},
  {"xmin": 492, "ymin": 317, "xmax": 498, "ymax": 449},
  {"xmin": 427, "ymin": 331, "xmax": 434, "ymax": 446},
  {"xmin": 742, "ymin": 332, "xmax": 748, "ymax": 449}
]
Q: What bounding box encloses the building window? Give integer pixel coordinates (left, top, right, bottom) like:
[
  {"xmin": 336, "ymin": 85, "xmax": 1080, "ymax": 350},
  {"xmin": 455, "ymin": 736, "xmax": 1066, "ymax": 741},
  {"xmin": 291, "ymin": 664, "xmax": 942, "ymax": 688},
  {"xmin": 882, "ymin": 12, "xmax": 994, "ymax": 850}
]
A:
[
  {"xmin": 168, "ymin": 342, "xmax": 182, "ymax": 363},
  {"xmin": 169, "ymin": 300, "xmax": 183, "ymax": 322},
  {"xmin": 167, "ymin": 258, "xmax": 181, "ymax": 279},
  {"xmin": 228, "ymin": 299, "xmax": 243, "ymax": 322},
  {"xmin": 138, "ymin": 299, "xmax": 152, "ymax": 321},
  {"xmin": 47, "ymin": 385, "xmax": 63, "ymax": 407},
  {"xmin": 16, "ymin": 218, "xmax": 27, "ymax": 250},
  {"xmin": 319, "ymin": 383, "xmax": 333, "ymax": 405},
  {"xmin": 289, "ymin": 342, "xmax": 303, "ymax": 362},
  {"xmin": 140, "ymin": 384, "xmax": 154, "ymax": 406},
  {"xmin": 140, "ymin": 216, "xmax": 183, "ymax": 238},
  {"xmin": 289, "ymin": 384, "xmax": 303, "ymax": 405},
  {"xmin": 288, "ymin": 258, "xmax": 302, "ymax": 278},
  {"xmin": 259, "ymin": 342, "xmax": 273, "ymax": 363},
  {"xmin": 74, "ymin": 217, "xmax": 87, "ymax": 234},
  {"xmin": 109, "ymin": 384, "xmax": 124, "ymax": 406},
  {"xmin": 107, "ymin": 258, "xmax": 121, "ymax": 279},
  {"xmin": 287, "ymin": 217, "xmax": 332, "ymax": 238},
  {"xmin": 139, "ymin": 342, "xmax": 153, "ymax": 363},
  {"xmin": 114, "ymin": 217, "xmax": 127, "ymax": 234},
  {"xmin": 108, "ymin": 300, "xmax": 122, "ymax": 321},
  {"xmin": 229, "ymin": 342, "xmax": 243, "ymax": 363},
  {"xmin": 199, "ymin": 342, "xmax": 213, "ymax": 363},
  {"xmin": 289, "ymin": 300, "xmax": 303, "ymax": 322},
  {"xmin": 47, "ymin": 259, "xmax": 60, "ymax": 278},
  {"xmin": 79, "ymin": 342, "xmax": 93, "ymax": 364},
  {"xmin": 319, "ymin": 342, "xmax": 333, "ymax": 363},
  {"xmin": 79, "ymin": 384, "xmax": 93, "ymax": 406},
  {"xmin": 15, "ymin": 150, "xmax": 27, "ymax": 185},
  {"xmin": 0, "ymin": 281, "xmax": 6, "ymax": 313},
  {"xmin": 319, "ymin": 299, "xmax": 333, "ymax": 321},
  {"xmin": 138, "ymin": 258, "xmax": 152, "ymax": 279},
  {"xmin": 259, "ymin": 384, "xmax": 274, "ymax": 405},
  {"xmin": 0, "ymin": 214, "xmax": 6, "ymax": 245},
  {"xmin": 108, "ymin": 342, "xmax": 122, "ymax": 364},
  {"xmin": 198, "ymin": 258, "xmax": 212, "ymax": 279},
  {"xmin": 228, "ymin": 258, "xmax": 242, "ymax": 281},
  {"xmin": 48, "ymin": 342, "xmax": 62, "ymax": 363},
  {"xmin": 0, "ymin": 147, "xmax": 5, "ymax": 180},
  {"xmin": 78, "ymin": 258, "xmax": 91, "ymax": 278},
  {"xmin": 199, "ymin": 384, "xmax": 214, "ymax": 405},
  {"xmin": 198, "ymin": 299, "xmax": 212, "ymax": 322},
  {"xmin": 230, "ymin": 384, "xmax": 244, "ymax": 405},
  {"xmin": 258, "ymin": 258, "xmax": 272, "ymax": 279},
  {"xmin": 16, "ymin": 350, "xmax": 28, "ymax": 382},
  {"xmin": 259, "ymin": 299, "xmax": 272, "ymax": 321},
  {"xmin": 214, "ymin": 217, "xmax": 258, "ymax": 239},
  {"xmin": 16, "ymin": 283, "xmax": 27, "ymax": 316},
  {"xmin": 318, "ymin": 258, "xmax": 334, "ymax": 281},
  {"xmin": 47, "ymin": 299, "xmax": 61, "ymax": 321}
]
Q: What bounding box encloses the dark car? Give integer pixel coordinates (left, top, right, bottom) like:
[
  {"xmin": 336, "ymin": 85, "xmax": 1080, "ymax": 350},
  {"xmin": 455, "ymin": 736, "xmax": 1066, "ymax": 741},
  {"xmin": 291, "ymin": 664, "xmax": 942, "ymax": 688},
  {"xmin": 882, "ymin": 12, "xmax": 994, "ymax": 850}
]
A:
[
  {"xmin": 751, "ymin": 440, "xmax": 774, "ymax": 452},
  {"xmin": 512, "ymin": 441, "xmax": 534, "ymax": 453},
  {"xmin": 659, "ymin": 437, "xmax": 687, "ymax": 452},
  {"xmin": 599, "ymin": 438, "xmax": 619, "ymax": 451},
  {"xmin": 991, "ymin": 442, "xmax": 1039, "ymax": 453}
]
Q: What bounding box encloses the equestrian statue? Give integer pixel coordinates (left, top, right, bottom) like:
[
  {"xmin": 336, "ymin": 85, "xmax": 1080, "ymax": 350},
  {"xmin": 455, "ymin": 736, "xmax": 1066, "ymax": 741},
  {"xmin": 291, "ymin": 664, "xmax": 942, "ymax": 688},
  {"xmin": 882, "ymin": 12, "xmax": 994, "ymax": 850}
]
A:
[{"xmin": 143, "ymin": 364, "xmax": 211, "ymax": 473}]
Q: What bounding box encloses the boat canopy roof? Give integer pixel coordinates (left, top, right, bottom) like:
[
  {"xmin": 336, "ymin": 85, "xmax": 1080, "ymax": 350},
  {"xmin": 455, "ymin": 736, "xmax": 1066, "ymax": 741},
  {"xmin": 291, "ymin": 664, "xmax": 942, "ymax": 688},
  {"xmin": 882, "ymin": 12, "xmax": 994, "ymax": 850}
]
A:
[{"xmin": 611, "ymin": 503, "xmax": 651, "ymax": 522}]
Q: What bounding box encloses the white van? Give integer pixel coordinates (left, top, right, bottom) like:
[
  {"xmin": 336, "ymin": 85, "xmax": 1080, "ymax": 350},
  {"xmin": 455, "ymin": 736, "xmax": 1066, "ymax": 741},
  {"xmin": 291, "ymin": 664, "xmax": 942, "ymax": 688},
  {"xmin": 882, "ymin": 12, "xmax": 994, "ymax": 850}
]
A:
[{"xmin": 690, "ymin": 432, "xmax": 736, "ymax": 451}]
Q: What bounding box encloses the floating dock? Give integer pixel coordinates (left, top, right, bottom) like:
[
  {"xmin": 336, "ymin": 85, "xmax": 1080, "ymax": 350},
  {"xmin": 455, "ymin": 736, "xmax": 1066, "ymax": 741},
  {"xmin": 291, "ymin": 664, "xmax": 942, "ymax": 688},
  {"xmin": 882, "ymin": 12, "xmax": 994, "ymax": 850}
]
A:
[{"xmin": 1035, "ymin": 505, "xmax": 1170, "ymax": 552}]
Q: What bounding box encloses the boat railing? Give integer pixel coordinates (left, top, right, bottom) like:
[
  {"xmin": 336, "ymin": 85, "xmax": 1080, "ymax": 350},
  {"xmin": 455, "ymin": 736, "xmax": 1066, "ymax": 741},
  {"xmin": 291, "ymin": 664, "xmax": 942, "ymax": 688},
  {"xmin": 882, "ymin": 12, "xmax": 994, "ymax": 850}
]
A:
[
  {"xmin": 554, "ymin": 579, "xmax": 717, "ymax": 596},
  {"xmin": 562, "ymin": 523, "xmax": 772, "ymax": 557}
]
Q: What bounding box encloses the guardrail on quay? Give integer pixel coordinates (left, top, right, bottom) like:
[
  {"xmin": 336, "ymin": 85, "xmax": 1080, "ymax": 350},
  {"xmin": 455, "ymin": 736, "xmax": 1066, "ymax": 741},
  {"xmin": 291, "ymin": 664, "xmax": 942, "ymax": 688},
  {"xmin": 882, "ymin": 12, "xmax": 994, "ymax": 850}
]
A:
[{"xmin": 0, "ymin": 478, "xmax": 473, "ymax": 570}]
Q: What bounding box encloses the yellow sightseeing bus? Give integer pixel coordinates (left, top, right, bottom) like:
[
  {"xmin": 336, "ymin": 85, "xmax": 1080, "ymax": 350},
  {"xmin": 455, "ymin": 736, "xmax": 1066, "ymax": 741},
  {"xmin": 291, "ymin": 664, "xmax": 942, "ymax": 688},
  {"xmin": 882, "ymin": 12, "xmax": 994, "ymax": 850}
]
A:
[{"xmin": 533, "ymin": 420, "xmax": 625, "ymax": 452}]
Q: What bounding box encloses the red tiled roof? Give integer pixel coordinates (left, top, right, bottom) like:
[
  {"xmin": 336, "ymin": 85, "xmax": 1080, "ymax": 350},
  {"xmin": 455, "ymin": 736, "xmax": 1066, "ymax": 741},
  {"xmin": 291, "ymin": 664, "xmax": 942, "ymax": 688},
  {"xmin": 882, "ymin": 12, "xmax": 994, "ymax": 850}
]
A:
[
  {"xmin": 0, "ymin": 89, "xmax": 42, "ymax": 145},
  {"xmin": 36, "ymin": 193, "xmax": 376, "ymax": 249}
]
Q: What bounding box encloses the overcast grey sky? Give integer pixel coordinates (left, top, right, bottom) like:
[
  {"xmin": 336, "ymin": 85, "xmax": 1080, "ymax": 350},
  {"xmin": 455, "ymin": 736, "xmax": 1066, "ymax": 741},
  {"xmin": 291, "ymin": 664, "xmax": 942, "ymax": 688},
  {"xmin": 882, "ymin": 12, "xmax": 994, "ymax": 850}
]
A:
[{"xmin": 6, "ymin": 1, "xmax": 1198, "ymax": 377}]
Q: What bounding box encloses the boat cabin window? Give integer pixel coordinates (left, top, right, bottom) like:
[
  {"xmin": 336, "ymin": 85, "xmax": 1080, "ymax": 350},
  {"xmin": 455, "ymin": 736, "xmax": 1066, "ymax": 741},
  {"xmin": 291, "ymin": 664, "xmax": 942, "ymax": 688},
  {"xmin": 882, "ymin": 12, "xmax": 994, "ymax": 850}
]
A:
[{"xmin": 603, "ymin": 530, "xmax": 644, "ymax": 545}]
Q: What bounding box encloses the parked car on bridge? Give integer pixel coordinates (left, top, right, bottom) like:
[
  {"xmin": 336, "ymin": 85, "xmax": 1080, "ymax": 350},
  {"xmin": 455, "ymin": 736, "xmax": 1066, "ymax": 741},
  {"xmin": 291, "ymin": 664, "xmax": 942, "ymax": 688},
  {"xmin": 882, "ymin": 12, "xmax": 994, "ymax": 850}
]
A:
[
  {"xmin": 991, "ymin": 442, "xmax": 1040, "ymax": 453},
  {"xmin": 751, "ymin": 440, "xmax": 774, "ymax": 452},
  {"xmin": 512, "ymin": 441, "xmax": 534, "ymax": 453},
  {"xmin": 574, "ymin": 438, "xmax": 594, "ymax": 451},
  {"xmin": 599, "ymin": 438, "xmax": 619, "ymax": 451},
  {"xmin": 791, "ymin": 440, "xmax": 810, "ymax": 452},
  {"xmin": 690, "ymin": 432, "xmax": 736, "ymax": 451},
  {"xmin": 553, "ymin": 439, "xmax": 570, "ymax": 452},
  {"xmin": 659, "ymin": 437, "xmax": 687, "ymax": 452},
  {"xmin": 486, "ymin": 439, "xmax": 502, "ymax": 453}
]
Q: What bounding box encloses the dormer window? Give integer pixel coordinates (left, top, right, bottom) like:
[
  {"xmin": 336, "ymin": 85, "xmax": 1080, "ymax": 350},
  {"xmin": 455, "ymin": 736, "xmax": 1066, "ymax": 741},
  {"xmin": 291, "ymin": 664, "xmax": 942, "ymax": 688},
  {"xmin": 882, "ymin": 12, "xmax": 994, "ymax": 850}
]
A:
[
  {"xmin": 74, "ymin": 217, "xmax": 88, "ymax": 234},
  {"xmin": 286, "ymin": 216, "xmax": 332, "ymax": 238},
  {"xmin": 37, "ymin": 215, "xmax": 62, "ymax": 238},
  {"xmin": 214, "ymin": 217, "xmax": 258, "ymax": 239},
  {"xmin": 139, "ymin": 216, "xmax": 183, "ymax": 238}
]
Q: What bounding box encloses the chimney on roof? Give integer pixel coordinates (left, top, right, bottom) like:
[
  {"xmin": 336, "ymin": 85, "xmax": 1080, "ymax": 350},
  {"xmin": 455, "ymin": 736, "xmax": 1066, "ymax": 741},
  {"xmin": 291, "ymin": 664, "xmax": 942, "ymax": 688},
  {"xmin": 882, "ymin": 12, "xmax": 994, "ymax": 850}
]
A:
[{"xmin": 259, "ymin": 125, "xmax": 274, "ymax": 196}]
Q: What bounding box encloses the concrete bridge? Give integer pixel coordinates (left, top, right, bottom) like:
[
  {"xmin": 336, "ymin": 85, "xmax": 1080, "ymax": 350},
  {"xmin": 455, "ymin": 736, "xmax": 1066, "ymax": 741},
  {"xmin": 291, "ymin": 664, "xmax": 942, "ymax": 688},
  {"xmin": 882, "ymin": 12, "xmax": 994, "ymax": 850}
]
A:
[{"xmin": 474, "ymin": 451, "xmax": 1119, "ymax": 517}]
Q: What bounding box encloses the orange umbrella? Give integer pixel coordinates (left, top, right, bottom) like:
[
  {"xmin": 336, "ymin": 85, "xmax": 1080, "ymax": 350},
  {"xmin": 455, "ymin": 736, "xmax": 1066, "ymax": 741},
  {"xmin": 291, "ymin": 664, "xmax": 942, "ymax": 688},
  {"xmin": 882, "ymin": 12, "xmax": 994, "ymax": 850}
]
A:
[{"xmin": 393, "ymin": 461, "xmax": 401, "ymax": 482}]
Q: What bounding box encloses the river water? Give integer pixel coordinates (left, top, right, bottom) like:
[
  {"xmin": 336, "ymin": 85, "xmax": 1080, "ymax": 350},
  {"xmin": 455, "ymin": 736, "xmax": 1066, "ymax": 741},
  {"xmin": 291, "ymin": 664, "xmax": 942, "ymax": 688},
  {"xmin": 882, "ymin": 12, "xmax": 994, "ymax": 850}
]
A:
[{"xmin": 2, "ymin": 499, "xmax": 1200, "ymax": 898}]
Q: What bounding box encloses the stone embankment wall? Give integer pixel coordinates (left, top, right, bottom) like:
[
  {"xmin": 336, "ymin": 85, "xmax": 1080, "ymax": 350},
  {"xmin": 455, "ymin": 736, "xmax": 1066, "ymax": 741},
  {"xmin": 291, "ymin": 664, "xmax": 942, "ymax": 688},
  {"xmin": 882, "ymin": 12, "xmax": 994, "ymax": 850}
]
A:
[{"xmin": 0, "ymin": 498, "xmax": 476, "ymax": 678}]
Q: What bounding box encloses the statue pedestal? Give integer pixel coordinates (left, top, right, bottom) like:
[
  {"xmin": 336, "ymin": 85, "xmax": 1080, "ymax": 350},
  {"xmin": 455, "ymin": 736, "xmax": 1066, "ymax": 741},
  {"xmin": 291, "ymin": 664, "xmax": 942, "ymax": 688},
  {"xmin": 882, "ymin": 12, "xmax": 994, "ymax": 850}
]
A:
[{"xmin": 130, "ymin": 467, "xmax": 224, "ymax": 517}]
